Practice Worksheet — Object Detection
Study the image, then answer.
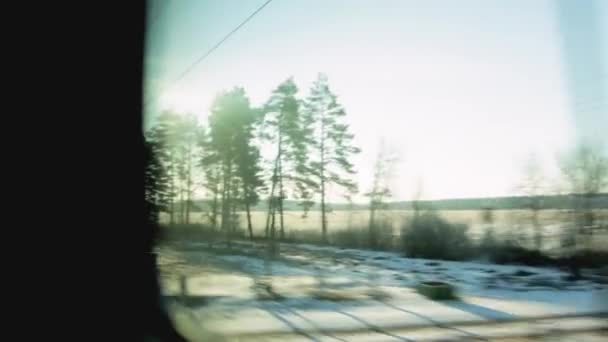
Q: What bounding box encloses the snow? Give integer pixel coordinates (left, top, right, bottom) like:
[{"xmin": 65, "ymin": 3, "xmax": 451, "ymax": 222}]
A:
[
  {"xmin": 159, "ymin": 239, "xmax": 608, "ymax": 339},
  {"xmin": 197, "ymin": 307, "xmax": 294, "ymax": 335}
]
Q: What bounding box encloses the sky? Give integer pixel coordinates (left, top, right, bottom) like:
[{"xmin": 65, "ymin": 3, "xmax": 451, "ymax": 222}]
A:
[{"xmin": 144, "ymin": 0, "xmax": 607, "ymax": 202}]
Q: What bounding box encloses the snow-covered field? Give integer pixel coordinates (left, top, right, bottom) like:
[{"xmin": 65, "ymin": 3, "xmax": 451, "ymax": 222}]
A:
[{"xmin": 157, "ymin": 240, "xmax": 608, "ymax": 341}]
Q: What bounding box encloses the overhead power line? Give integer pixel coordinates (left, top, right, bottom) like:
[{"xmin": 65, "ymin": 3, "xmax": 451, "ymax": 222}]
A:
[{"xmin": 144, "ymin": 0, "xmax": 274, "ymax": 110}]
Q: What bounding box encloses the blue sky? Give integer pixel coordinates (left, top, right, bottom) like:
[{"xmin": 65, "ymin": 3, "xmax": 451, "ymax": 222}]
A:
[{"xmin": 144, "ymin": 0, "xmax": 607, "ymax": 201}]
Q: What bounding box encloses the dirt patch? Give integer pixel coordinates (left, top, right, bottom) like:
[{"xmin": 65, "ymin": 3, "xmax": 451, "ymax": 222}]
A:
[
  {"xmin": 309, "ymin": 288, "xmax": 364, "ymax": 301},
  {"xmin": 366, "ymin": 288, "xmax": 392, "ymax": 301},
  {"xmin": 253, "ymin": 281, "xmax": 285, "ymax": 301},
  {"xmin": 164, "ymin": 295, "xmax": 216, "ymax": 307}
]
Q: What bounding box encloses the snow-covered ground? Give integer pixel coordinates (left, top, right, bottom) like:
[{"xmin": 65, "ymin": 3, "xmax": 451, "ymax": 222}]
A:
[{"xmin": 157, "ymin": 240, "xmax": 608, "ymax": 340}]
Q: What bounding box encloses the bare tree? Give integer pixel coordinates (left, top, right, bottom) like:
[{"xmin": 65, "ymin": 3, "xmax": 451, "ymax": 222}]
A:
[
  {"xmin": 364, "ymin": 141, "xmax": 398, "ymax": 249},
  {"xmin": 411, "ymin": 177, "xmax": 425, "ymax": 217},
  {"xmin": 479, "ymin": 206, "xmax": 497, "ymax": 253},
  {"xmin": 516, "ymin": 153, "xmax": 546, "ymax": 250},
  {"xmin": 558, "ymin": 142, "xmax": 608, "ymax": 248}
]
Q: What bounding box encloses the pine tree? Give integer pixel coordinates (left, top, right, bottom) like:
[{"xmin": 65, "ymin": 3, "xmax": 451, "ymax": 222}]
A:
[
  {"xmin": 261, "ymin": 78, "xmax": 312, "ymax": 242},
  {"xmin": 234, "ymin": 105, "xmax": 265, "ymax": 240},
  {"xmin": 303, "ymin": 73, "xmax": 361, "ymax": 243},
  {"xmin": 147, "ymin": 111, "xmax": 181, "ymax": 225},
  {"xmin": 198, "ymin": 126, "xmax": 221, "ymax": 229},
  {"xmin": 207, "ymin": 87, "xmax": 259, "ymax": 236},
  {"xmin": 144, "ymin": 134, "xmax": 171, "ymax": 225},
  {"xmin": 173, "ymin": 114, "xmax": 199, "ymax": 224}
]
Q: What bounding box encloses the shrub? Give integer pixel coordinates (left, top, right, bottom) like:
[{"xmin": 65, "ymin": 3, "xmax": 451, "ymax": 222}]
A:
[
  {"xmin": 330, "ymin": 221, "xmax": 395, "ymax": 251},
  {"xmin": 284, "ymin": 229, "xmax": 324, "ymax": 245},
  {"xmin": 329, "ymin": 226, "xmax": 368, "ymax": 249},
  {"xmin": 479, "ymin": 227, "xmax": 498, "ymax": 255},
  {"xmin": 486, "ymin": 245, "xmax": 552, "ymax": 266},
  {"xmin": 401, "ymin": 211, "xmax": 474, "ymax": 260},
  {"xmin": 368, "ymin": 220, "xmax": 396, "ymax": 251},
  {"xmin": 283, "ymin": 221, "xmax": 396, "ymax": 251},
  {"xmin": 560, "ymin": 250, "xmax": 608, "ymax": 269},
  {"xmin": 159, "ymin": 223, "xmax": 245, "ymax": 242}
]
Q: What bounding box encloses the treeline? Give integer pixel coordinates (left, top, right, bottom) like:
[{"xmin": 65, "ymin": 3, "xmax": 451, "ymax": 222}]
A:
[
  {"xmin": 144, "ymin": 73, "xmax": 360, "ymax": 244},
  {"xmin": 172, "ymin": 194, "xmax": 608, "ymax": 213},
  {"xmin": 392, "ymin": 194, "xmax": 608, "ymax": 211}
]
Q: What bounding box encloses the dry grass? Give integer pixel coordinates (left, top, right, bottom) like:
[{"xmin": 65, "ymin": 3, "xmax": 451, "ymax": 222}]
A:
[
  {"xmin": 161, "ymin": 209, "xmax": 608, "ymax": 233},
  {"xmin": 308, "ymin": 288, "xmax": 366, "ymax": 301},
  {"xmin": 159, "ymin": 209, "xmax": 608, "ymax": 255}
]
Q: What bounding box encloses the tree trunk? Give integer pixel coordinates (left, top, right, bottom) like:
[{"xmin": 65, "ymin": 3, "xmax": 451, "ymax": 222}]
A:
[
  {"xmin": 266, "ymin": 157, "xmax": 279, "ymax": 240},
  {"xmin": 246, "ymin": 201, "xmax": 253, "ymax": 240},
  {"xmin": 265, "ymin": 196, "xmax": 272, "ymax": 239},
  {"xmin": 277, "ymin": 128, "xmax": 285, "ymax": 241},
  {"xmin": 179, "ymin": 184, "xmax": 184, "ymax": 224},
  {"xmin": 321, "ymin": 175, "xmax": 327, "ymax": 243},
  {"xmin": 413, "ymin": 200, "xmax": 420, "ymax": 218},
  {"xmin": 211, "ymin": 180, "xmax": 219, "ymax": 230},
  {"xmin": 265, "ymin": 174, "xmax": 276, "ymax": 239},
  {"xmin": 185, "ymin": 199, "xmax": 190, "ymax": 224},
  {"xmin": 169, "ymin": 197, "xmax": 175, "ymax": 225},
  {"xmin": 179, "ymin": 275, "xmax": 187, "ymax": 302},
  {"xmin": 220, "ymin": 183, "xmax": 227, "ymax": 232},
  {"xmin": 278, "ymin": 161, "xmax": 285, "ymax": 241},
  {"xmin": 225, "ymin": 170, "xmax": 233, "ymax": 249},
  {"xmin": 242, "ymin": 182, "xmax": 254, "ymax": 240},
  {"xmin": 227, "ymin": 169, "xmax": 234, "ymax": 234},
  {"xmin": 532, "ymin": 208, "xmax": 541, "ymax": 250},
  {"xmin": 270, "ymin": 154, "xmax": 282, "ymax": 255},
  {"xmin": 583, "ymin": 194, "xmax": 594, "ymax": 250},
  {"xmin": 221, "ymin": 162, "xmax": 231, "ymax": 235},
  {"xmin": 369, "ymin": 202, "xmax": 376, "ymax": 248},
  {"xmin": 320, "ymin": 117, "xmax": 327, "ymax": 243},
  {"xmin": 232, "ymin": 202, "xmax": 237, "ymax": 233},
  {"xmin": 270, "ymin": 197, "xmax": 277, "ymax": 256},
  {"xmin": 185, "ymin": 147, "xmax": 192, "ymax": 224},
  {"xmin": 368, "ymin": 150, "xmax": 383, "ymax": 248},
  {"xmin": 179, "ymin": 152, "xmax": 185, "ymax": 224},
  {"xmin": 169, "ymin": 156, "xmax": 175, "ymax": 225},
  {"xmin": 231, "ymin": 178, "xmax": 238, "ymax": 234}
]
